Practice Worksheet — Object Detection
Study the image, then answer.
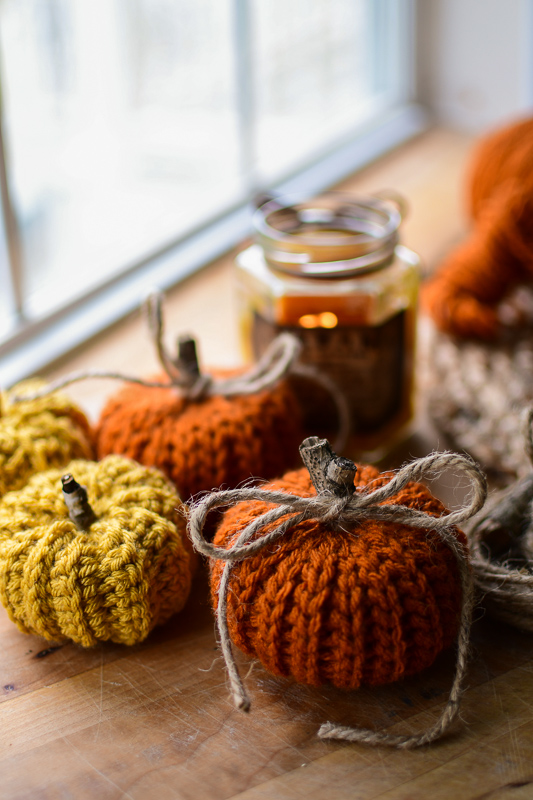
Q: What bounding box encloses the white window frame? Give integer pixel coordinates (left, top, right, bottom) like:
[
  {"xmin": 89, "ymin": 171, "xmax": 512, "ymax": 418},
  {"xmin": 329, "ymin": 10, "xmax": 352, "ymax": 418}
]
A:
[{"xmin": 0, "ymin": 0, "xmax": 423, "ymax": 387}]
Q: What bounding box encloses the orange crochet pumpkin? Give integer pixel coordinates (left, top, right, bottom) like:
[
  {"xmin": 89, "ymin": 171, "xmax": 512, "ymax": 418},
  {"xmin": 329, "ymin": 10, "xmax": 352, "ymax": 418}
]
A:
[
  {"xmin": 84, "ymin": 293, "xmax": 343, "ymax": 502},
  {"xmin": 209, "ymin": 461, "xmax": 466, "ymax": 690},
  {"xmin": 423, "ymin": 117, "xmax": 533, "ymax": 340},
  {"xmin": 96, "ymin": 372, "xmax": 303, "ymax": 502}
]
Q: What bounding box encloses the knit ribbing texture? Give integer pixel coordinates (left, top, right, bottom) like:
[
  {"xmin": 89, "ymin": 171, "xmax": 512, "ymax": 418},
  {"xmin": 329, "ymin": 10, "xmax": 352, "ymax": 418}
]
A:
[
  {"xmin": 0, "ymin": 381, "xmax": 94, "ymax": 498},
  {"xmin": 422, "ymin": 116, "xmax": 533, "ymax": 340},
  {"xmin": 209, "ymin": 465, "xmax": 466, "ymax": 690},
  {"xmin": 96, "ymin": 373, "xmax": 304, "ymax": 501},
  {"xmin": 0, "ymin": 455, "xmax": 194, "ymax": 646}
]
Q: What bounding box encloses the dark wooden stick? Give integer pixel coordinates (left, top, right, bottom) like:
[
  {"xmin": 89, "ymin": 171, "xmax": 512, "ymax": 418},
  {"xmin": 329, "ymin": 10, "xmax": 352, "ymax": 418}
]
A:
[
  {"xmin": 299, "ymin": 436, "xmax": 356, "ymax": 497},
  {"xmin": 62, "ymin": 474, "xmax": 96, "ymax": 531},
  {"xmin": 176, "ymin": 335, "xmax": 201, "ymax": 379}
]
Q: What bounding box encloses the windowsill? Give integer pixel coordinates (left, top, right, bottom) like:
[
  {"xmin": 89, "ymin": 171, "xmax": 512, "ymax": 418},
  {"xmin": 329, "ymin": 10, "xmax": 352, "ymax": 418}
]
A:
[{"xmin": 36, "ymin": 125, "xmax": 475, "ymax": 422}]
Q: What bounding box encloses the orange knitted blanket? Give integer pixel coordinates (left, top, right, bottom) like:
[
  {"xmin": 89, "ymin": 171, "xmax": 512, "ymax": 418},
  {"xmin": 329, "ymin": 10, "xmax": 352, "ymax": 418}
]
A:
[{"xmin": 423, "ymin": 117, "xmax": 533, "ymax": 339}]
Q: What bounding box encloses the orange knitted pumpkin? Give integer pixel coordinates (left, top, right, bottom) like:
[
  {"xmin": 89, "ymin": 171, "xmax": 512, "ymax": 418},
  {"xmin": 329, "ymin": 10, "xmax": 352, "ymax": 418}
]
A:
[
  {"xmin": 96, "ymin": 372, "xmax": 303, "ymax": 501},
  {"xmin": 423, "ymin": 117, "xmax": 533, "ymax": 340},
  {"xmin": 209, "ymin": 462, "xmax": 465, "ymax": 690},
  {"xmin": 94, "ymin": 292, "xmax": 348, "ymax": 501},
  {"xmin": 189, "ymin": 437, "xmax": 486, "ymax": 748}
]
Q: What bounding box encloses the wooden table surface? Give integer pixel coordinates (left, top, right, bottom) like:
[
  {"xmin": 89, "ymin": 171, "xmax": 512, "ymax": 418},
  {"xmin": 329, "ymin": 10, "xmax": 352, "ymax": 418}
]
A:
[
  {"xmin": 4, "ymin": 129, "xmax": 533, "ymax": 799},
  {"xmin": 2, "ymin": 569, "xmax": 533, "ymax": 800}
]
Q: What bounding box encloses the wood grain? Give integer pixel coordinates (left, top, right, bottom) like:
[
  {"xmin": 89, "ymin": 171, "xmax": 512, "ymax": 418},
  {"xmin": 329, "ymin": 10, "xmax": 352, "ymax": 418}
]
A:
[
  {"xmin": 5, "ymin": 128, "xmax": 530, "ymax": 799},
  {"xmin": 2, "ymin": 579, "xmax": 533, "ymax": 799}
]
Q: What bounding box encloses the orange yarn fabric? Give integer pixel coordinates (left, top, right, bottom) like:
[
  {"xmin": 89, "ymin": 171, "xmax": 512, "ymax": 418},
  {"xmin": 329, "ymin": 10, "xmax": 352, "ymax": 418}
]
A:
[
  {"xmin": 96, "ymin": 372, "xmax": 303, "ymax": 501},
  {"xmin": 210, "ymin": 465, "xmax": 466, "ymax": 689},
  {"xmin": 423, "ymin": 117, "xmax": 533, "ymax": 340}
]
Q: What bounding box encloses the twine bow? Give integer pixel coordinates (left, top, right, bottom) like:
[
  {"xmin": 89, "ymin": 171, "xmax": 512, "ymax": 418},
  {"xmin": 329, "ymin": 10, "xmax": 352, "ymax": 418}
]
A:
[
  {"xmin": 10, "ymin": 292, "xmax": 349, "ymax": 451},
  {"xmin": 188, "ymin": 437, "xmax": 488, "ymax": 749},
  {"xmin": 144, "ymin": 292, "xmax": 306, "ymax": 401}
]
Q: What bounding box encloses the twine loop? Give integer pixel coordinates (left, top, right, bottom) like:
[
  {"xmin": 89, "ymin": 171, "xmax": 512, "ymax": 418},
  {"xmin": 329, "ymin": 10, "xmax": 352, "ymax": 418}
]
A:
[
  {"xmin": 144, "ymin": 291, "xmax": 305, "ymax": 401},
  {"xmin": 188, "ymin": 439, "xmax": 487, "ymax": 749},
  {"xmin": 11, "ymin": 291, "xmax": 350, "ymax": 450}
]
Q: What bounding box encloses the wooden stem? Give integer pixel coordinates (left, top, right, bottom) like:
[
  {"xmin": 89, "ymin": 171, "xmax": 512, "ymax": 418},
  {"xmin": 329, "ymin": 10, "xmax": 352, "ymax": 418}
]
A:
[
  {"xmin": 62, "ymin": 474, "xmax": 96, "ymax": 531},
  {"xmin": 299, "ymin": 436, "xmax": 356, "ymax": 497},
  {"xmin": 176, "ymin": 335, "xmax": 201, "ymax": 379}
]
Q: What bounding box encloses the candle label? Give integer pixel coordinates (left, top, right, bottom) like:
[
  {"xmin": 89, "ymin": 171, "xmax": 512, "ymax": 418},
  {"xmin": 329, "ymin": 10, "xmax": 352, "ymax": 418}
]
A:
[{"xmin": 252, "ymin": 310, "xmax": 410, "ymax": 435}]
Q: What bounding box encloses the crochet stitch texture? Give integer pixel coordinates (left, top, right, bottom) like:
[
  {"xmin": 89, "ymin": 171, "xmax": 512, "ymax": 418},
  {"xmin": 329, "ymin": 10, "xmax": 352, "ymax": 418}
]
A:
[
  {"xmin": 0, "ymin": 382, "xmax": 94, "ymax": 497},
  {"xmin": 210, "ymin": 465, "xmax": 465, "ymax": 689},
  {"xmin": 0, "ymin": 455, "xmax": 194, "ymax": 646},
  {"xmin": 424, "ymin": 325, "xmax": 533, "ymax": 480},
  {"xmin": 96, "ymin": 373, "xmax": 303, "ymax": 500}
]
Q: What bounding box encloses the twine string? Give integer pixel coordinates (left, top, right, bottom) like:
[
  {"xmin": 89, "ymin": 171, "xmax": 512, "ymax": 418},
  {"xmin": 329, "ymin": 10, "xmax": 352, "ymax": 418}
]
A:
[
  {"xmin": 10, "ymin": 291, "xmax": 350, "ymax": 451},
  {"xmin": 145, "ymin": 290, "xmax": 183, "ymax": 386},
  {"xmin": 188, "ymin": 449, "xmax": 487, "ymax": 749},
  {"xmin": 11, "ymin": 292, "xmax": 303, "ymax": 400}
]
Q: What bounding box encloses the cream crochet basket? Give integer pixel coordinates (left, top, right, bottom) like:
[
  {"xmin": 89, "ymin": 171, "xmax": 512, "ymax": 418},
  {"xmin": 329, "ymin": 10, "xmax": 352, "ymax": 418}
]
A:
[{"xmin": 423, "ymin": 303, "xmax": 533, "ymax": 482}]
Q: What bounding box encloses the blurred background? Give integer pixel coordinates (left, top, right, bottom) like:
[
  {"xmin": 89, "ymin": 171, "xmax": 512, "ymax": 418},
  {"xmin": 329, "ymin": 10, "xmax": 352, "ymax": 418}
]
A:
[{"xmin": 0, "ymin": 0, "xmax": 531, "ymax": 384}]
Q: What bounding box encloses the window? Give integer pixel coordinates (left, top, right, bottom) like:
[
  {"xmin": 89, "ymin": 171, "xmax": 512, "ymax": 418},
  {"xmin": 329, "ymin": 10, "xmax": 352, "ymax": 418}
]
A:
[{"xmin": 0, "ymin": 0, "xmax": 418, "ymax": 384}]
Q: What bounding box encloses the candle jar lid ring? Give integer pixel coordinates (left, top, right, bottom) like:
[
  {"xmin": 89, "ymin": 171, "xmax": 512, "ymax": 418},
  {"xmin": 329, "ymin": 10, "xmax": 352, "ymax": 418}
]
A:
[
  {"xmin": 265, "ymin": 239, "xmax": 398, "ymax": 279},
  {"xmin": 253, "ymin": 192, "xmax": 403, "ymax": 277}
]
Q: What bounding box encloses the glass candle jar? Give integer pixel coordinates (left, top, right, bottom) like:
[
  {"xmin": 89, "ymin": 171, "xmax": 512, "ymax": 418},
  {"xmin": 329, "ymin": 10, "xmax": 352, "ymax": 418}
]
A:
[{"xmin": 236, "ymin": 192, "xmax": 420, "ymax": 456}]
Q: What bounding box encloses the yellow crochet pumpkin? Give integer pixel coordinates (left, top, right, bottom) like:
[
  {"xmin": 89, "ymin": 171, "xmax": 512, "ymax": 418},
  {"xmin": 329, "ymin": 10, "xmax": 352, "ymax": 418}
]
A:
[
  {"xmin": 0, "ymin": 380, "xmax": 94, "ymax": 497},
  {"xmin": 0, "ymin": 455, "xmax": 194, "ymax": 646}
]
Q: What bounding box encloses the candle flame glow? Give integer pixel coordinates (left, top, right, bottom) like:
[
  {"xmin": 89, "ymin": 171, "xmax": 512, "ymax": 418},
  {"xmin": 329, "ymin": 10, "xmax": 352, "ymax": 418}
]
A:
[
  {"xmin": 319, "ymin": 312, "xmax": 338, "ymax": 328},
  {"xmin": 298, "ymin": 312, "xmax": 338, "ymax": 329}
]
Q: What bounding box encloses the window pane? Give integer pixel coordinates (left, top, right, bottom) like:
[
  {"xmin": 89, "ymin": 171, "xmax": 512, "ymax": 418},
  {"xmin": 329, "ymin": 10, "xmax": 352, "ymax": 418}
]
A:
[
  {"xmin": 253, "ymin": 0, "xmax": 407, "ymax": 183},
  {"xmin": 0, "ymin": 210, "xmax": 17, "ymax": 341},
  {"xmin": 0, "ymin": 0, "xmax": 241, "ymax": 318}
]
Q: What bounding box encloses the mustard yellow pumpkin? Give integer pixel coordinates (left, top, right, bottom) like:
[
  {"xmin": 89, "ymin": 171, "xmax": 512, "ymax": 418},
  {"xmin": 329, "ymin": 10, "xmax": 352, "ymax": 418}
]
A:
[
  {"xmin": 0, "ymin": 381, "xmax": 94, "ymax": 497},
  {"xmin": 0, "ymin": 455, "xmax": 194, "ymax": 646}
]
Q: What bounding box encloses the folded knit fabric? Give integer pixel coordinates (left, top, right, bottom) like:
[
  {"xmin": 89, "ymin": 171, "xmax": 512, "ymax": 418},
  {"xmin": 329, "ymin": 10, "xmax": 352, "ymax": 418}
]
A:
[{"xmin": 423, "ymin": 116, "xmax": 533, "ymax": 340}]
